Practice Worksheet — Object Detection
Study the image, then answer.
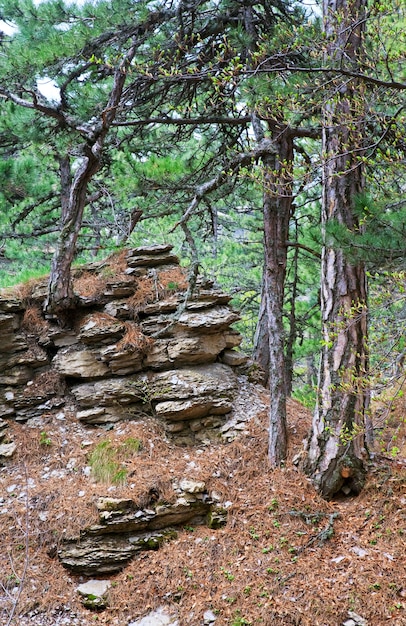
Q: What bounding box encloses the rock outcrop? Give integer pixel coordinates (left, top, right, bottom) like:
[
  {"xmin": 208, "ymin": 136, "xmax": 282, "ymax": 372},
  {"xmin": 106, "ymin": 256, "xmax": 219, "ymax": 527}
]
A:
[
  {"xmin": 0, "ymin": 417, "xmax": 15, "ymax": 461},
  {"xmin": 59, "ymin": 480, "xmax": 226, "ymax": 575},
  {"xmin": 0, "ymin": 245, "xmax": 248, "ymax": 443},
  {"xmin": 0, "ymin": 246, "xmax": 265, "ymax": 584}
]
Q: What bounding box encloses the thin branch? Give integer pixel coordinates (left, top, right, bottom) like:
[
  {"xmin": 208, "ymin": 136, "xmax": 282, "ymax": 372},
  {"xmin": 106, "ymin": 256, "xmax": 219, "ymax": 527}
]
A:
[
  {"xmin": 10, "ymin": 194, "xmax": 57, "ymax": 230},
  {"xmin": 286, "ymin": 241, "xmax": 321, "ymax": 259},
  {"xmin": 295, "ymin": 512, "xmax": 340, "ymax": 553},
  {"xmin": 113, "ymin": 115, "xmax": 253, "ymax": 127},
  {"xmin": 170, "ymin": 137, "xmax": 277, "ymax": 232},
  {"xmin": 249, "ymin": 63, "xmax": 406, "ymax": 90},
  {"xmin": 113, "ymin": 114, "xmax": 320, "ymax": 139}
]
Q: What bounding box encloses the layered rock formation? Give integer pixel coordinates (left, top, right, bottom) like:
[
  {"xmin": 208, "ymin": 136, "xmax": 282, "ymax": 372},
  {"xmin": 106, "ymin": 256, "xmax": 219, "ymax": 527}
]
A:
[
  {"xmin": 0, "ymin": 245, "xmax": 248, "ymax": 444},
  {"xmin": 59, "ymin": 479, "xmax": 227, "ymax": 576}
]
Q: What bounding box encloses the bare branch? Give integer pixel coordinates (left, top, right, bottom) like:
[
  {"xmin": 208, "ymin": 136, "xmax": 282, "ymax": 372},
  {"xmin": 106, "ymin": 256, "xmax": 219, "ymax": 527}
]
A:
[
  {"xmin": 113, "ymin": 115, "xmax": 253, "ymax": 127},
  {"xmin": 286, "ymin": 241, "xmax": 321, "ymax": 259}
]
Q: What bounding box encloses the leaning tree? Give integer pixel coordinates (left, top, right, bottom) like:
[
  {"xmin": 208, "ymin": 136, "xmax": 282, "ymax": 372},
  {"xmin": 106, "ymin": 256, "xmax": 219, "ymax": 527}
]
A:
[{"xmin": 0, "ymin": 0, "xmax": 182, "ymax": 320}]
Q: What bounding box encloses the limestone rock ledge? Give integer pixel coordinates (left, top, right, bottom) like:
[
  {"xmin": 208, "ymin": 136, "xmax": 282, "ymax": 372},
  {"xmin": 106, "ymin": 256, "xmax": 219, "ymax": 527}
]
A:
[
  {"xmin": 58, "ymin": 480, "xmax": 226, "ymax": 575},
  {"xmin": 0, "ymin": 245, "xmax": 249, "ymax": 442}
]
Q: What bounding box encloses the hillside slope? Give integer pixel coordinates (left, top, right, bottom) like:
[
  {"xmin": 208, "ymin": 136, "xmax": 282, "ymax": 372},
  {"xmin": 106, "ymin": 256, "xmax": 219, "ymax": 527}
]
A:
[{"xmin": 1, "ymin": 390, "xmax": 405, "ymax": 626}]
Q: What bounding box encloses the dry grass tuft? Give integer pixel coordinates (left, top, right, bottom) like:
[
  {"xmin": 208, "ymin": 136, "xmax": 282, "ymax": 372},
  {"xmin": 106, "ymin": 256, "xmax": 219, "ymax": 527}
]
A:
[
  {"xmin": 21, "ymin": 305, "xmax": 49, "ymax": 334},
  {"xmin": 104, "ymin": 249, "xmax": 128, "ymax": 274},
  {"xmin": 73, "ymin": 270, "xmax": 106, "ymax": 298},
  {"xmin": 158, "ymin": 267, "xmax": 188, "ymax": 293},
  {"xmin": 21, "ymin": 370, "xmax": 66, "ymax": 400},
  {"xmin": 126, "ymin": 267, "xmax": 188, "ymax": 317},
  {"xmin": 79, "ymin": 311, "xmax": 123, "ymax": 329},
  {"xmin": 116, "ymin": 322, "xmax": 155, "ymax": 353},
  {"xmin": 127, "ymin": 277, "xmax": 156, "ymax": 314},
  {"xmin": 84, "ymin": 311, "xmax": 117, "ymax": 324},
  {"xmin": 1, "ymin": 276, "xmax": 46, "ymax": 304}
]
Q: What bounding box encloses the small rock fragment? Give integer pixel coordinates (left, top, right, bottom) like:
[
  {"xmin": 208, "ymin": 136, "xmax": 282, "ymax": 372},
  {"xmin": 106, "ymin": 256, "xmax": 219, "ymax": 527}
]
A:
[
  {"xmin": 178, "ymin": 478, "xmax": 206, "ymax": 494},
  {"xmin": 96, "ymin": 497, "xmax": 134, "ymax": 512},
  {"xmin": 203, "ymin": 609, "xmax": 217, "ymax": 624},
  {"xmin": 342, "ymin": 611, "xmax": 368, "ymax": 626},
  {"xmin": 128, "ymin": 605, "xmax": 179, "ymax": 625},
  {"xmin": 77, "ymin": 579, "xmax": 111, "ymax": 609},
  {"xmin": 350, "ymin": 546, "xmax": 369, "ymax": 558},
  {"xmin": 0, "ymin": 442, "xmax": 16, "ymax": 458}
]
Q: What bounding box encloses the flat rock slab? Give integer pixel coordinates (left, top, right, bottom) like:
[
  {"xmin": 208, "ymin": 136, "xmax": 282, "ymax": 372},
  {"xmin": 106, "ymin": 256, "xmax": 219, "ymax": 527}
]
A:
[
  {"xmin": 144, "ymin": 334, "xmax": 227, "ymax": 369},
  {"xmin": 53, "ymin": 346, "xmax": 109, "ymax": 378},
  {"xmin": 147, "ymin": 363, "xmax": 238, "ymax": 401},
  {"xmin": 141, "ymin": 306, "xmax": 239, "ymax": 336},
  {"xmin": 77, "ymin": 579, "xmax": 111, "ymax": 597},
  {"xmin": 127, "ymin": 244, "xmax": 174, "ymax": 256},
  {"xmin": 127, "ymin": 254, "xmax": 179, "ymax": 268},
  {"xmin": 71, "ymin": 364, "xmax": 237, "ymax": 424},
  {"xmin": 78, "ymin": 314, "xmax": 125, "ymax": 344},
  {"xmin": 128, "ymin": 606, "xmax": 179, "ymax": 626},
  {"xmin": 77, "ymin": 579, "xmax": 111, "ymax": 609},
  {"xmin": 59, "ymin": 529, "xmax": 177, "ymax": 575}
]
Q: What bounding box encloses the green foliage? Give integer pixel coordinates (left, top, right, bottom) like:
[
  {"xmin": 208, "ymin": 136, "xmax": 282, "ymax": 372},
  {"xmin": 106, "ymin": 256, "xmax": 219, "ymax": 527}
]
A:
[
  {"xmin": 0, "ymin": 265, "xmax": 50, "ymax": 290},
  {"xmin": 220, "ymin": 566, "xmax": 235, "ymax": 581},
  {"xmin": 368, "ymin": 270, "xmax": 406, "ymax": 381},
  {"xmin": 231, "ymin": 610, "xmax": 251, "ymax": 625},
  {"xmin": 88, "ymin": 437, "xmax": 142, "ymax": 485},
  {"xmin": 89, "ymin": 440, "xmax": 124, "ymax": 485},
  {"xmin": 39, "ymin": 431, "xmax": 52, "ymax": 446},
  {"xmin": 339, "ymin": 423, "xmax": 364, "ymax": 445},
  {"xmin": 292, "ymin": 384, "xmax": 317, "ymax": 410},
  {"xmin": 249, "ymin": 527, "xmax": 259, "ymax": 541},
  {"xmin": 118, "ymin": 436, "xmax": 143, "ymax": 456},
  {"xmin": 326, "ymin": 194, "xmax": 406, "ymax": 269},
  {"xmin": 268, "ymin": 498, "xmax": 279, "ymax": 511}
]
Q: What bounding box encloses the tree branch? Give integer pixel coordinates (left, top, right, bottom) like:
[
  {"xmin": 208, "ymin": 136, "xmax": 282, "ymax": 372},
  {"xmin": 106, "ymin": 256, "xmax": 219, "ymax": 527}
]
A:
[
  {"xmin": 249, "ymin": 63, "xmax": 406, "ymax": 90},
  {"xmin": 113, "ymin": 114, "xmax": 320, "ymax": 140},
  {"xmin": 286, "ymin": 241, "xmax": 321, "ymax": 259},
  {"xmin": 113, "ymin": 115, "xmax": 253, "ymax": 127}
]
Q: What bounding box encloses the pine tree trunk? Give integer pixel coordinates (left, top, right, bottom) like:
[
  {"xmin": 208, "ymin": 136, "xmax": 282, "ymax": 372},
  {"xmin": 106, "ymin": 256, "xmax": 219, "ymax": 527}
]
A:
[
  {"xmin": 304, "ymin": 0, "xmax": 369, "ymax": 498},
  {"xmin": 44, "ymin": 151, "xmax": 100, "ymax": 320},
  {"xmin": 262, "ymin": 126, "xmax": 294, "ymax": 466},
  {"xmin": 43, "ymin": 41, "xmax": 137, "ymax": 321}
]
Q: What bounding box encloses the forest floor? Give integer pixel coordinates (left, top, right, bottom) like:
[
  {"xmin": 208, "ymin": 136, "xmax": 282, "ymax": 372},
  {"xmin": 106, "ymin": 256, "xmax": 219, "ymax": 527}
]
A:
[{"xmin": 0, "ymin": 384, "xmax": 405, "ymax": 626}]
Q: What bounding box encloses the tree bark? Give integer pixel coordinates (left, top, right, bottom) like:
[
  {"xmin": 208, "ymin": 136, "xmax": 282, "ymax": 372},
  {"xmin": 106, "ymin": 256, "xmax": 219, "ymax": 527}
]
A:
[
  {"xmin": 304, "ymin": 0, "xmax": 369, "ymax": 498},
  {"xmin": 44, "ymin": 149, "xmax": 100, "ymax": 320},
  {"xmin": 43, "ymin": 40, "xmax": 138, "ymax": 321},
  {"xmin": 262, "ymin": 125, "xmax": 294, "ymax": 466},
  {"xmin": 59, "ymin": 155, "xmax": 72, "ymax": 222}
]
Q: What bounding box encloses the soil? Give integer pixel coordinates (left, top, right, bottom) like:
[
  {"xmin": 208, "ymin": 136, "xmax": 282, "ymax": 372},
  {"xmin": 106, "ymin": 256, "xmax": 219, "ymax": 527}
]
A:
[{"xmin": 0, "ymin": 388, "xmax": 405, "ymax": 626}]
